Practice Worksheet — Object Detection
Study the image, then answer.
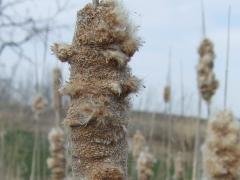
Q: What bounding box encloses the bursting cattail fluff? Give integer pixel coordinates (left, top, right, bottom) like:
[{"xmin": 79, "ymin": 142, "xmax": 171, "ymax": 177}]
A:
[
  {"xmin": 163, "ymin": 85, "xmax": 171, "ymax": 104},
  {"xmin": 32, "ymin": 95, "xmax": 47, "ymax": 115},
  {"xmin": 137, "ymin": 148, "xmax": 154, "ymax": 180},
  {"xmin": 173, "ymin": 152, "xmax": 185, "ymax": 180},
  {"xmin": 47, "ymin": 127, "xmax": 66, "ymax": 180},
  {"xmin": 197, "ymin": 38, "xmax": 219, "ymax": 102},
  {"xmin": 132, "ymin": 130, "xmax": 146, "ymax": 158},
  {"xmin": 51, "ymin": 0, "xmax": 141, "ymax": 179},
  {"xmin": 202, "ymin": 111, "xmax": 240, "ymax": 180},
  {"xmin": 53, "ymin": 68, "xmax": 62, "ymax": 112}
]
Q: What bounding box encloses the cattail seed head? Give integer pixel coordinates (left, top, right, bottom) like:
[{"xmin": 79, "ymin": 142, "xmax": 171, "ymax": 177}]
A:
[
  {"xmin": 32, "ymin": 95, "xmax": 47, "ymax": 114},
  {"xmin": 163, "ymin": 85, "xmax": 171, "ymax": 104},
  {"xmin": 47, "ymin": 127, "xmax": 66, "ymax": 180},
  {"xmin": 51, "ymin": 0, "xmax": 141, "ymax": 179},
  {"xmin": 137, "ymin": 148, "xmax": 155, "ymax": 180},
  {"xmin": 202, "ymin": 111, "xmax": 240, "ymax": 180},
  {"xmin": 132, "ymin": 130, "xmax": 146, "ymax": 158},
  {"xmin": 197, "ymin": 38, "xmax": 219, "ymax": 102},
  {"xmin": 53, "ymin": 68, "xmax": 62, "ymax": 112}
]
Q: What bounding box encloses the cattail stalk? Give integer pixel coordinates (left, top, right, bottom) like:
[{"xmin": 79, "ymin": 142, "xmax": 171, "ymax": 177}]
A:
[
  {"xmin": 202, "ymin": 111, "xmax": 240, "ymax": 180},
  {"xmin": 51, "ymin": 0, "xmax": 141, "ymax": 179},
  {"xmin": 30, "ymin": 95, "xmax": 47, "ymax": 180},
  {"xmin": 164, "ymin": 49, "xmax": 172, "ymax": 180},
  {"xmin": 224, "ymin": 6, "xmax": 231, "ymax": 109}
]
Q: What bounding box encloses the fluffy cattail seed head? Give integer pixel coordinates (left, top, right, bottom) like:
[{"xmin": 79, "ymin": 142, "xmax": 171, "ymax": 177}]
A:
[
  {"xmin": 137, "ymin": 148, "xmax": 155, "ymax": 180},
  {"xmin": 132, "ymin": 130, "xmax": 146, "ymax": 158},
  {"xmin": 47, "ymin": 127, "xmax": 66, "ymax": 180},
  {"xmin": 197, "ymin": 38, "xmax": 219, "ymax": 102},
  {"xmin": 202, "ymin": 111, "xmax": 240, "ymax": 180},
  {"xmin": 32, "ymin": 95, "xmax": 47, "ymax": 114},
  {"xmin": 51, "ymin": 0, "xmax": 141, "ymax": 179}
]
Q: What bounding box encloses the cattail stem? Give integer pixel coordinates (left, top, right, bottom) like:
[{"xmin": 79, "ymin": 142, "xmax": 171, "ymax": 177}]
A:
[
  {"xmin": 30, "ymin": 114, "xmax": 39, "ymax": 180},
  {"xmin": 201, "ymin": 0, "xmax": 206, "ymax": 38},
  {"xmin": 224, "ymin": 6, "xmax": 231, "ymax": 110},
  {"xmin": 180, "ymin": 60, "xmax": 185, "ymax": 116},
  {"xmin": 192, "ymin": 95, "xmax": 202, "ymax": 180}
]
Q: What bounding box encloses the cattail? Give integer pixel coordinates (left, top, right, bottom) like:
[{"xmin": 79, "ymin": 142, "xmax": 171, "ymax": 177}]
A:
[
  {"xmin": 32, "ymin": 95, "xmax": 47, "ymax": 115},
  {"xmin": 47, "ymin": 127, "xmax": 66, "ymax": 180},
  {"xmin": 173, "ymin": 152, "xmax": 185, "ymax": 180},
  {"xmin": 197, "ymin": 38, "xmax": 219, "ymax": 103},
  {"xmin": 137, "ymin": 148, "xmax": 154, "ymax": 180},
  {"xmin": 163, "ymin": 85, "xmax": 171, "ymax": 104},
  {"xmin": 53, "ymin": 68, "xmax": 62, "ymax": 113},
  {"xmin": 51, "ymin": 0, "xmax": 141, "ymax": 179},
  {"xmin": 132, "ymin": 130, "xmax": 146, "ymax": 158},
  {"xmin": 202, "ymin": 111, "xmax": 240, "ymax": 180}
]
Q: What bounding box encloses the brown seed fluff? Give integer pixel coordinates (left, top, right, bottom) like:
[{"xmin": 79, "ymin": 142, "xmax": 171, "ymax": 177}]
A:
[
  {"xmin": 202, "ymin": 111, "xmax": 240, "ymax": 180},
  {"xmin": 47, "ymin": 127, "xmax": 66, "ymax": 180},
  {"xmin": 197, "ymin": 38, "xmax": 219, "ymax": 102},
  {"xmin": 137, "ymin": 148, "xmax": 154, "ymax": 180},
  {"xmin": 51, "ymin": 0, "xmax": 141, "ymax": 179}
]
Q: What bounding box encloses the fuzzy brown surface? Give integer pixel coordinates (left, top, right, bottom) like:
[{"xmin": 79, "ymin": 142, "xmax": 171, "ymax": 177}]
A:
[
  {"xmin": 197, "ymin": 38, "xmax": 219, "ymax": 102},
  {"xmin": 202, "ymin": 111, "xmax": 240, "ymax": 180},
  {"xmin": 51, "ymin": 0, "xmax": 141, "ymax": 179}
]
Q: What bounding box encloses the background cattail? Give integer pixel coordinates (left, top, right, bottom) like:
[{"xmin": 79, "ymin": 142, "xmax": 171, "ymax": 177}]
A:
[
  {"xmin": 32, "ymin": 95, "xmax": 47, "ymax": 115},
  {"xmin": 53, "ymin": 68, "xmax": 62, "ymax": 115},
  {"xmin": 202, "ymin": 111, "xmax": 240, "ymax": 180},
  {"xmin": 137, "ymin": 148, "xmax": 154, "ymax": 180},
  {"xmin": 47, "ymin": 127, "xmax": 66, "ymax": 180},
  {"xmin": 51, "ymin": 0, "xmax": 141, "ymax": 179},
  {"xmin": 197, "ymin": 38, "xmax": 219, "ymax": 103},
  {"xmin": 132, "ymin": 130, "xmax": 146, "ymax": 158},
  {"xmin": 173, "ymin": 152, "xmax": 185, "ymax": 180},
  {"xmin": 163, "ymin": 85, "xmax": 171, "ymax": 104}
]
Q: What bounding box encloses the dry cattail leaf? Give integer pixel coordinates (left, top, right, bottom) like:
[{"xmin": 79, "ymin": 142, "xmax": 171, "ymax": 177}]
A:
[
  {"xmin": 51, "ymin": 0, "xmax": 141, "ymax": 179},
  {"xmin": 137, "ymin": 148, "xmax": 155, "ymax": 180},
  {"xmin": 202, "ymin": 111, "xmax": 240, "ymax": 180},
  {"xmin": 47, "ymin": 127, "xmax": 66, "ymax": 180}
]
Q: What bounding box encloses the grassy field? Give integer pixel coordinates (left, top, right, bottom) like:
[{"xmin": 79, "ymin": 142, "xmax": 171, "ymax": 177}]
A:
[{"xmin": 0, "ymin": 103, "xmax": 207, "ymax": 179}]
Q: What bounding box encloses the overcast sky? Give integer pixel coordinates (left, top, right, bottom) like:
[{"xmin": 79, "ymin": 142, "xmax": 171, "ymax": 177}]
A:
[{"xmin": 2, "ymin": 0, "xmax": 240, "ymax": 118}]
